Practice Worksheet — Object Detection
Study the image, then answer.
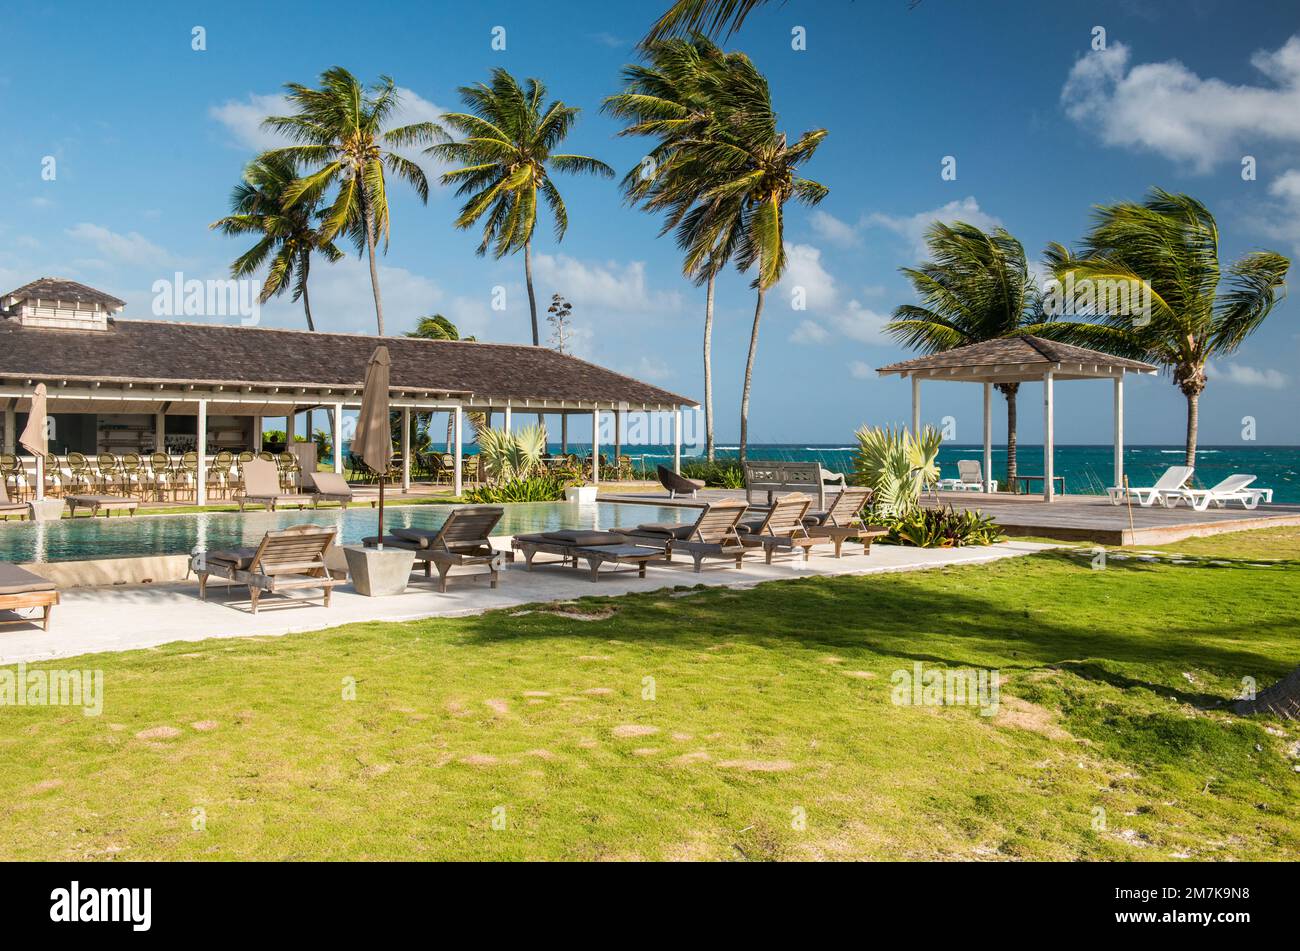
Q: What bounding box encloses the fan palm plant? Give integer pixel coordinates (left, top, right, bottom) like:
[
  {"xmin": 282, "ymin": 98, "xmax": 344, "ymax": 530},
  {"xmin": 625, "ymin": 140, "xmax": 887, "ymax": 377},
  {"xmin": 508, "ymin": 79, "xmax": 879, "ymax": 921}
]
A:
[
  {"xmin": 852, "ymin": 424, "xmax": 942, "ymax": 517},
  {"xmin": 604, "ymin": 37, "xmax": 747, "ymax": 460},
  {"xmin": 477, "ymin": 424, "xmax": 548, "ymax": 482},
  {"xmin": 886, "ymin": 222, "xmax": 1043, "ymax": 490},
  {"xmin": 210, "ymin": 153, "xmax": 343, "ymax": 331},
  {"xmin": 428, "ymin": 69, "xmax": 614, "ymax": 347},
  {"xmin": 263, "ymin": 67, "xmax": 446, "ymax": 336},
  {"xmin": 1041, "ymin": 189, "xmax": 1289, "ymax": 467}
]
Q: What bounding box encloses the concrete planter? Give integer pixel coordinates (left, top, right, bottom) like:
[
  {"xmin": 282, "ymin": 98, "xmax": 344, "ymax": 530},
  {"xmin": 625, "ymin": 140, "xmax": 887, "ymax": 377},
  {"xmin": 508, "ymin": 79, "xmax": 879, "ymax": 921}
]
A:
[
  {"xmin": 565, "ymin": 485, "xmax": 598, "ymax": 504},
  {"xmin": 27, "ymin": 498, "xmax": 66, "ymax": 522},
  {"xmin": 342, "ymin": 545, "xmax": 415, "ymax": 597}
]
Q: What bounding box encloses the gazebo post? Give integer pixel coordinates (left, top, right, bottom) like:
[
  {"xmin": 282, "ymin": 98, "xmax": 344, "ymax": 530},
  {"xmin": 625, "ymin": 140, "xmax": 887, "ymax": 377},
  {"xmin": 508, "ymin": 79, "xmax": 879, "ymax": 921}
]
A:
[
  {"xmin": 1113, "ymin": 375, "xmax": 1124, "ymax": 491},
  {"xmin": 1043, "ymin": 371, "xmax": 1055, "ymax": 502},
  {"xmin": 196, "ymin": 399, "xmax": 208, "ymax": 506},
  {"xmin": 504, "ymin": 403, "xmax": 512, "ymax": 433},
  {"xmin": 911, "ymin": 376, "xmax": 921, "ymax": 435},
  {"xmin": 452, "ymin": 406, "xmax": 463, "ymax": 495},
  {"xmin": 983, "ymin": 382, "xmax": 993, "ymax": 492},
  {"xmin": 673, "ymin": 408, "xmax": 682, "ymax": 474},
  {"xmin": 332, "ymin": 404, "xmax": 343, "ymax": 474},
  {"xmin": 592, "ymin": 407, "xmax": 601, "ymax": 484},
  {"xmin": 401, "ymin": 406, "xmax": 411, "ymax": 492}
]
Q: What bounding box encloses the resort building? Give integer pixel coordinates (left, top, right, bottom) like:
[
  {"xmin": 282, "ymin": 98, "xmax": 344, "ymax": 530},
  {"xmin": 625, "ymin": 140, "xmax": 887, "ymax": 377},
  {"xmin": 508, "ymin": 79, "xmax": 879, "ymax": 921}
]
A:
[{"xmin": 0, "ymin": 278, "xmax": 695, "ymax": 498}]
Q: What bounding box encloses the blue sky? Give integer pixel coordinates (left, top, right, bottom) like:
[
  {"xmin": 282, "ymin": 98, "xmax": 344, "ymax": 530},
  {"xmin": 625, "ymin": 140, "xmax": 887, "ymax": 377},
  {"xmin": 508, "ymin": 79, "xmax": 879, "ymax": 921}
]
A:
[{"xmin": 1, "ymin": 0, "xmax": 1297, "ymax": 446}]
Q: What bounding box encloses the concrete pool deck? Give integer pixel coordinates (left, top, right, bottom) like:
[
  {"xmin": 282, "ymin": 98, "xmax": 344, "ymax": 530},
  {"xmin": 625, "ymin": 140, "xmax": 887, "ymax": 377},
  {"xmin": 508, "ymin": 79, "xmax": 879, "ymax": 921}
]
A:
[{"xmin": 0, "ymin": 538, "xmax": 1054, "ymax": 664}]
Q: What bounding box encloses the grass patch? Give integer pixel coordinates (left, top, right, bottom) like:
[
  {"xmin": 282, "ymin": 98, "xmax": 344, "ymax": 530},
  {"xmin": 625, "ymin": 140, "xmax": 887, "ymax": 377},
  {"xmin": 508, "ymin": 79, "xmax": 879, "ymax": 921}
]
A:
[{"xmin": 2, "ymin": 541, "xmax": 1298, "ymax": 860}]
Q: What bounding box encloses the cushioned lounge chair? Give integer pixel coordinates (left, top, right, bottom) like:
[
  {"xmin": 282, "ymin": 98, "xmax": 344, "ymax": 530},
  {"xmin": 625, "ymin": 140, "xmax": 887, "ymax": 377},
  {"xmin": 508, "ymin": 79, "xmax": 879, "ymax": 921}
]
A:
[
  {"xmin": 635, "ymin": 500, "xmax": 751, "ymax": 573},
  {"xmin": 237, "ymin": 457, "xmax": 317, "ymax": 512},
  {"xmin": 800, "ymin": 486, "xmax": 887, "ymax": 557},
  {"xmin": 306, "ymin": 471, "xmax": 377, "ymax": 509},
  {"xmin": 510, "ymin": 529, "xmax": 670, "ymax": 581},
  {"xmin": 1162, "ymin": 473, "xmax": 1273, "ymax": 511},
  {"xmin": 0, "ymin": 479, "xmax": 30, "ymax": 521},
  {"xmin": 363, "ymin": 505, "xmax": 509, "ymax": 591},
  {"xmin": 65, "ymin": 495, "xmax": 138, "ymax": 517},
  {"xmin": 192, "ymin": 525, "xmax": 338, "ymax": 614},
  {"xmin": 1107, "ymin": 465, "xmax": 1194, "ymax": 506},
  {"xmin": 735, "ymin": 493, "xmax": 814, "ymax": 563},
  {"xmin": 657, "ymin": 464, "xmax": 705, "ymax": 499},
  {"xmin": 0, "ymin": 563, "xmax": 58, "ymax": 631}
]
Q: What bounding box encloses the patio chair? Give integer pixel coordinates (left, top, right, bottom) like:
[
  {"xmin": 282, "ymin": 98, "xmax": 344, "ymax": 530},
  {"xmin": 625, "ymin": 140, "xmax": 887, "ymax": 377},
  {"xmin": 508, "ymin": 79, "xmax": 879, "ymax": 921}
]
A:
[
  {"xmin": 0, "ymin": 453, "xmax": 28, "ymax": 501},
  {"xmin": 668, "ymin": 500, "xmax": 754, "ymax": 572},
  {"xmin": 736, "ymin": 493, "xmax": 814, "ymax": 563},
  {"xmin": 66, "ymin": 452, "xmax": 96, "ymax": 495},
  {"xmin": 236, "ymin": 457, "xmax": 318, "ymax": 511},
  {"xmin": 657, "ymin": 464, "xmax": 705, "ymax": 499},
  {"xmin": 0, "ymin": 477, "xmax": 31, "ymax": 521},
  {"xmin": 0, "ymin": 563, "xmax": 58, "ymax": 630},
  {"xmin": 208, "ymin": 450, "xmax": 235, "ymax": 500},
  {"xmin": 42, "ymin": 454, "xmax": 65, "ymax": 498},
  {"xmin": 148, "ymin": 452, "xmax": 177, "ymax": 501},
  {"xmin": 95, "ymin": 453, "xmax": 122, "ymax": 495},
  {"xmin": 192, "ymin": 524, "xmax": 339, "ymax": 614},
  {"xmin": 938, "ymin": 460, "xmax": 997, "ymax": 492},
  {"xmin": 175, "ymin": 451, "xmax": 200, "ymax": 502},
  {"xmin": 119, "ymin": 452, "xmax": 147, "ymax": 499},
  {"xmin": 802, "ymin": 486, "xmax": 888, "ymax": 557},
  {"xmin": 1107, "ymin": 466, "xmax": 1194, "ymax": 507},
  {"xmin": 306, "ymin": 471, "xmax": 376, "ymax": 509},
  {"xmin": 1162, "ymin": 474, "xmax": 1273, "ymax": 512},
  {"xmin": 365, "ymin": 505, "xmax": 509, "ymax": 591}
]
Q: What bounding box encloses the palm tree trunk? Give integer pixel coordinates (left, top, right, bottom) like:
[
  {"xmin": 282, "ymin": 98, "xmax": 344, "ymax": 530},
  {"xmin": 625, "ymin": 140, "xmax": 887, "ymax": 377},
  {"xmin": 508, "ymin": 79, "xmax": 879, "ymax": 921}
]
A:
[
  {"xmin": 524, "ymin": 239, "xmax": 539, "ymax": 346},
  {"xmin": 361, "ymin": 192, "xmax": 384, "ymax": 336},
  {"xmin": 703, "ymin": 271, "xmax": 716, "ymax": 462},
  {"xmin": 1004, "ymin": 383, "xmax": 1019, "ymax": 492},
  {"xmin": 1184, "ymin": 390, "xmax": 1200, "ymax": 469},
  {"xmin": 1235, "ymin": 665, "xmax": 1300, "ymax": 720},
  {"xmin": 300, "ymin": 259, "xmax": 316, "ymax": 332},
  {"xmin": 739, "ymin": 288, "xmax": 765, "ymax": 467}
]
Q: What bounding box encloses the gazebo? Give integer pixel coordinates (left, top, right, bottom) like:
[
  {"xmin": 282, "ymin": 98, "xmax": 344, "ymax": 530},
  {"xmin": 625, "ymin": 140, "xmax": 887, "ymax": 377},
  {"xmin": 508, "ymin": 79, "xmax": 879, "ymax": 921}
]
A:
[{"xmin": 877, "ymin": 335, "xmax": 1158, "ymax": 501}]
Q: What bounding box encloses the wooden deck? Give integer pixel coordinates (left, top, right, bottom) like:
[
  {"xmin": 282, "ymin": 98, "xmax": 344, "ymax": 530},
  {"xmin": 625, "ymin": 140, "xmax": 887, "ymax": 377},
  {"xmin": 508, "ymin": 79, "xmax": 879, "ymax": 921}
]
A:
[{"xmin": 600, "ymin": 487, "xmax": 1300, "ymax": 546}]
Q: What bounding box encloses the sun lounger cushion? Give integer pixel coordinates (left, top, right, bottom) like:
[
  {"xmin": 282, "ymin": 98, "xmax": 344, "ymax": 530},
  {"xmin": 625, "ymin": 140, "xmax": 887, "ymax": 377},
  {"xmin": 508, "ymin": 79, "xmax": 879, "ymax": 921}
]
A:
[
  {"xmin": 802, "ymin": 510, "xmax": 830, "ymax": 526},
  {"xmin": 0, "ymin": 563, "xmax": 56, "ymax": 596},
  {"xmin": 66, "ymin": 495, "xmax": 130, "ymax": 505},
  {"xmin": 625, "ymin": 522, "xmax": 695, "ymax": 540},
  {"xmin": 204, "ymin": 547, "xmax": 258, "ymax": 570},
  {"xmin": 540, "ymin": 531, "xmax": 626, "ymax": 546},
  {"xmin": 393, "ymin": 527, "xmax": 440, "ymax": 548}
]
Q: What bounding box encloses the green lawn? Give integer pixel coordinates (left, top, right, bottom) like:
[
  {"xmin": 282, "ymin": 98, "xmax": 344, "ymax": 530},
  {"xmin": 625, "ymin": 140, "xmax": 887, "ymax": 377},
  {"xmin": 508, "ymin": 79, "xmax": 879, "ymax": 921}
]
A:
[{"xmin": 3, "ymin": 528, "xmax": 1298, "ymax": 861}]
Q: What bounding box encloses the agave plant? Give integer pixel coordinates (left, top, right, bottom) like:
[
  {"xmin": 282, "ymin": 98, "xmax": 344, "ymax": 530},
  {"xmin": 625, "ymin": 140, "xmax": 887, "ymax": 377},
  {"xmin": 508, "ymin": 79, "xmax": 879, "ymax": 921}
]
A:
[
  {"xmin": 476, "ymin": 424, "xmax": 548, "ymax": 483},
  {"xmin": 852, "ymin": 424, "xmax": 942, "ymax": 517}
]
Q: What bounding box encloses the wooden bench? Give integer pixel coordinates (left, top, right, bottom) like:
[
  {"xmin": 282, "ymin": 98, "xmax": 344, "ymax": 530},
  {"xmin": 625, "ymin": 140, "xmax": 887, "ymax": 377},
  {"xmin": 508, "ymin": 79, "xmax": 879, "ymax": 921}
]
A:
[
  {"xmin": 0, "ymin": 563, "xmax": 58, "ymax": 631},
  {"xmin": 744, "ymin": 461, "xmax": 847, "ymax": 510},
  {"xmin": 65, "ymin": 495, "xmax": 139, "ymax": 518}
]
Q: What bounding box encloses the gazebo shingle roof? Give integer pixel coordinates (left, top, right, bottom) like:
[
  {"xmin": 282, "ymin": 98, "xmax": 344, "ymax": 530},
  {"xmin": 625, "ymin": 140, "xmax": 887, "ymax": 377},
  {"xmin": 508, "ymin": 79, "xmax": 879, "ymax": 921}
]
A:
[
  {"xmin": 0, "ymin": 318, "xmax": 695, "ymax": 407},
  {"xmin": 2, "ymin": 277, "xmax": 126, "ymax": 309},
  {"xmin": 877, "ymin": 334, "xmax": 1157, "ymax": 375}
]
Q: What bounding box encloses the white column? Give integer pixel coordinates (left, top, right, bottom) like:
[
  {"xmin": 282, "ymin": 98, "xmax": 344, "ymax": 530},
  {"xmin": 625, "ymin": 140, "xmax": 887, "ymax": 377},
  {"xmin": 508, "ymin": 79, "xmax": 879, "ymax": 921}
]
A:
[
  {"xmin": 1042, "ymin": 372, "xmax": 1054, "ymax": 502},
  {"xmin": 592, "ymin": 408, "xmax": 601, "ymax": 484},
  {"xmin": 453, "ymin": 406, "xmax": 463, "ymax": 496},
  {"xmin": 401, "ymin": 406, "xmax": 411, "ymax": 492},
  {"xmin": 251, "ymin": 415, "xmax": 262, "ymax": 453},
  {"xmin": 332, "ymin": 404, "xmax": 344, "ymax": 474},
  {"xmin": 983, "ymin": 382, "xmax": 993, "ymax": 493},
  {"xmin": 196, "ymin": 399, "xmax": 208, "ymax": 506},
  {"xmin": 285, "ymin": 408, "xmax": 296, "ymax": 445},
  {"xmin": 156, "ymin": 411, "xmax": 167, "ymax": 452},
  {"xmin": 911, "ymin": 376, "xmax": 921, "ymax": 435},
  {"xmin": 3, "ymin": 404, "xmax": 14, "ymax": 454},
  {"xmin": 673, "ymin": 408, "xmax": 682, "ymax": 473},
  {"xmin": 503, "ymin": 404, "xmax": 512, "ymax": 433},
  {"xmin": 1113, "ymin": 375, "xmax": 1124, "ymax": 492}
]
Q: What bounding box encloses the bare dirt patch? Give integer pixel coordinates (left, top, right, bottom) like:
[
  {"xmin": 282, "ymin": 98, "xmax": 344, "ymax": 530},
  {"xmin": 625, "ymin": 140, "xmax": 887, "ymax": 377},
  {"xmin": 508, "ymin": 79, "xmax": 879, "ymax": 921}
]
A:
[
  {"xmin": 841, "ymin": 670, "xmax": 876, "ymax": 680},
  {"xmin": 612, "ymin": 724, "xmax": 659, "ymax": 738},
  {"xmin": 632, "ymin": 747, "xmax": 661, "ymax": 757},
  {"xmin": 670, "ymin": 751, "xmax": 712, "ymax": 766},
  {"xmin": 716, "ymin": 759, "xmax": 795, "ymax": 772},
  {"xmin": 484, "ymin": 699, "xmax": 510, "ymax": 716},
  {"xmin": 460, "ymin": 754, "xmax": 499, "ymax": 766},
  {"xmin": 135, "ymin": 726, "xmax": 182, "ymax": 741},
  {"xmin": 992, "ymin": 696, "xmax": 1072, "ymax": 740},
  {"xmin": 522, "ymin": 691, "xmax": 551, "ymax": 697},
  {"xmin": 27, "ymin": 779, "xmax": 64, "ymax": 793},
  {"xmin": 578, "ymin": 655, "xmax": 613, "ymax": 662},
  {"xmin": 525, "ymin": 749, "xmax": 557, "ymax": 761},
  {"xmin": 191, "ymin": 720, "xmax": 219, "ymax": 732},
  {"xmin": 537, "ymin": 603, "xmax": 619, "ymax": 621},
  {"xmin": 584, "ymin": 687, "xmax": 614, "ymax": 696}
]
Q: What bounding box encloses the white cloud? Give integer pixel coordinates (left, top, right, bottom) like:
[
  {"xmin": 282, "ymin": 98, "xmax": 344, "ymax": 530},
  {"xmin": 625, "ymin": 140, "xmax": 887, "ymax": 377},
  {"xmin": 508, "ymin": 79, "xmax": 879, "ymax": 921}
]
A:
[
  {"xmin": 809, "ymin": 210, "xmax": 860, "ymax": 247},
  {"xmin": 831, "ymin": 300, "xmax": 891, "ymax": 345},
  {"xmin": 865, "ymin": 197, "xmax": 1002, "ymax": 259},
  {"xmin": 531, "ymin": 253, "xmax": 681, "ymax": 314},
  {"xmin": 778, "ymin": 242, "xmax": 837, "ymax": 310},
  {"xmin": 1261, "ymin": 169, "xmax": 1300, "ymax": 254},
  {"xmin": 1060, "ymin": 37, "xmax": 1300, "ymax": 172},
  {"xmin": 628, "ymin": 355, "xmax": 672, "ymax": 382},
  {"xmin": 66, "ymin": 223, "xmax": 175, "ymax": 267},
  {"xmin": 849, "ymin": 360, "xmax": 873, "ymax": 379},
  {"xmin": 1210, "ymin": 361, "xmax": 1289, "ymax": 390},
  {"xmin": 789, "ymin": 319, "xmax": 829, "ymax": 344}
]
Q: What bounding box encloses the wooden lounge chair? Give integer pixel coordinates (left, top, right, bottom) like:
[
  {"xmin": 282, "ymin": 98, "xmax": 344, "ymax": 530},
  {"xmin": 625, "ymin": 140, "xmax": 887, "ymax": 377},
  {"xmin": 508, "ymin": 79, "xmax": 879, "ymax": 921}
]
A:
[
  {"xmin": 0, "ymin": 563, "xmax": 58, "ymax": 631},
  {"xmin": 736, "ymin": 493, "xmax": 814, "ymax": 563},
  {"xmin": 65, "ymin": 495, "xmax": 138, "ymax": 518},
  {"xmin": 659, "ymin": 500, "xmax": 751, "ymax": 573},
  {"xmin": 1163, "ymin": 474, "xmax": 1273, "ymax": 511},
  {"xmin": 306, "ymin": 471, "xmax": 377, "ymax": 509},
  {"xmin": 1107, "ymin": 466, "xmax": 1193, "ymax": 507},
  {"xmin": 657, "ymin": 464, "xmax": 705, "ymax": 499},
  {"xmin": 192, "ymin": 525, "xmax": 339, "ymax": 614},
  {"xmin": 0, "ymin": 478, "xmax": 30, "ymax": 521},
  {"xmin": 801, "ymin": 486, "xmax": 888, "ymax": 556},
  {"xmin": 510, "ymin": 530, "xmax": 670, "ymax": 581},
  {"xmin": 236, "ymin": 457, "xmax": 317, "ymax": 512},
  {"xmin": 363, "ymin": 505, "xmax": 509, "ymax": 591}
]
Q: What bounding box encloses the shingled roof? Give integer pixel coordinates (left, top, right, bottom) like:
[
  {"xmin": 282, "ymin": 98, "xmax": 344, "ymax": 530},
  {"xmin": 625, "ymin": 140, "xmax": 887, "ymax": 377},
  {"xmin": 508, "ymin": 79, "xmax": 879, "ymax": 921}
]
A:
[
  {"xmin": 0, "ymin": 318, "xmax": 694, "ymax": 408},
  {"xmin": 877, "ymin": 334, "xmax": 1157, "ymax": 376},
  {"xmin": 2, "ymin": 277, "xmax": 126, "ymax": 309}
]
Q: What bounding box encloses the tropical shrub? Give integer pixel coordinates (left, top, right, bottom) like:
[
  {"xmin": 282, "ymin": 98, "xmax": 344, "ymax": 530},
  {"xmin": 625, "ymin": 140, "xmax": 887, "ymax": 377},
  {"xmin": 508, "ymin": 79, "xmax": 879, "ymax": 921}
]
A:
[
  {"xmin": 464, "ymin": 473, "xmax": 570, "ymax": 503},
  {"xmin": 853, "ymin": 424, "xmax": 942, "ymax": 517},
  {"xmin": 878, "ymin": 506, "xmax": 1005, "ymax": 548},
  {"xmin": 680, "ymin": 459, "xmax": 744, "ymax": 488},
  {"xmin": 477, "ymin": 425, "xmax": 548, "ymax": 482}
]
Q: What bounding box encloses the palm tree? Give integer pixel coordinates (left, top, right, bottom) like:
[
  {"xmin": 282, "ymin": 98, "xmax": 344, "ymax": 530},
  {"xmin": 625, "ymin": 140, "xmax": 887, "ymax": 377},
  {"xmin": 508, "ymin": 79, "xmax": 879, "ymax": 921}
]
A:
[
  {"xmin": 886, "ymin": 222, "xmax": 1043, "ymax": 490},
  {"xmin": 210, "ymin": 153, "xmax": 343, "ymax": 331},
  {"xmin": 604, "ymin": 37, "xmax": 747, "ymax": 460},
  {"xmin": 1041, "ymin": 189, "xmax": 1289, "ymax": 467},
  {"xmin": 665, "ymin": 55, "xmax": 827, "ymax": 464},
  {"xmin": 429, "ymin": 69, "xmax": 614, "ymax": 347},
  {"xmin": 405, "ymin": 314, "xmax": 484, "ymax": 452},
  {"xmin": 263, "ymin": 67, "xmax": 446, "ymax": 336},
  {"xmin": 645, "ymin": 0, "xmax": 922, "ymax": 40}
]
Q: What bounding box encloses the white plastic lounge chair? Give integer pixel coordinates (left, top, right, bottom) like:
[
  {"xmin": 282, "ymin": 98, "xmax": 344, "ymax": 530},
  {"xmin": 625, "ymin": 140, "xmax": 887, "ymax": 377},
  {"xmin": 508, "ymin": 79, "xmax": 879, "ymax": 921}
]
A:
[
  {"xmin": 1107, "ymin": 466, "xmax": 1193, "ymax": 506},
  {"xmin": 938, "ymin": 460, "xmax": 996, "ymax": 492},
  {"xmin": 1162, "ymin": 474, "xmax": 1273, "ymax": 512}
]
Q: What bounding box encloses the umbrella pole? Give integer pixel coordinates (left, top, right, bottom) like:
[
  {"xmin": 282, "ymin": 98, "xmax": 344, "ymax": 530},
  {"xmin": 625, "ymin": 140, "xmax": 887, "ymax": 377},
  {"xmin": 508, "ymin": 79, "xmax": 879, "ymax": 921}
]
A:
[{"xmin": 377, "ymin": 474, "xmax": 385, "ymax": 550}]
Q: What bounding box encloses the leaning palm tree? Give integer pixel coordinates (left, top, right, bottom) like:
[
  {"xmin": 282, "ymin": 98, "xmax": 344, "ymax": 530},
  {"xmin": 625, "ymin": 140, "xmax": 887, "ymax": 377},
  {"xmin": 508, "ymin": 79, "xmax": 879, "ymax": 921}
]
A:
[
  {"xmin": 429, "ymin": 69, "xmax": 614, "ymax": 346},
  {"xmin": 210, "ymin": 153, "xmax": 343, "ymax": 331},
  {"xmin": 645, "ymin": 0, "xmax": 922, "ymax": 40},
  {"xmin": 263, "ymin": 67, "xmax": 446, "ymax": 336},
  {"xmin": 604, "ymin": 37, "xmax": 746, "ymax": 460},
  {"xmin": 668, "ymin": 54, "xmax": 827, "ymax": 465},
  {"xmin": 1041, "ymin": 189, "xmax": 1289, "ymax": 467},
  {"xmin": 886, "ymin": 222, "xmax": 1043, "ymax": 490}
]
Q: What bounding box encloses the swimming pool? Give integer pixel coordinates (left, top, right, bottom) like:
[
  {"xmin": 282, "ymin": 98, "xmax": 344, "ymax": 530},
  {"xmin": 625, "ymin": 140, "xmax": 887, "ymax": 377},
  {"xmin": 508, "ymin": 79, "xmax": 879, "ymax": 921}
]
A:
[{"xmin": 0, "ymin": 501, "xmax": 693, "ymax": 564}]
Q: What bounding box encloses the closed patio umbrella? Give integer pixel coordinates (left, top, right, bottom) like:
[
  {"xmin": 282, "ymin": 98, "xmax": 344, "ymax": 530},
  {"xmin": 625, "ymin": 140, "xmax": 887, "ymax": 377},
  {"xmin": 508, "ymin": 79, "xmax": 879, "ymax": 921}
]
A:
[
  {"xmin": 18, "ymin": 383, "xmax": 48, "ymax": 501},
  {"xmin": 350, "ymin": 346, "xmax": 393, "ymax": 547}
]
